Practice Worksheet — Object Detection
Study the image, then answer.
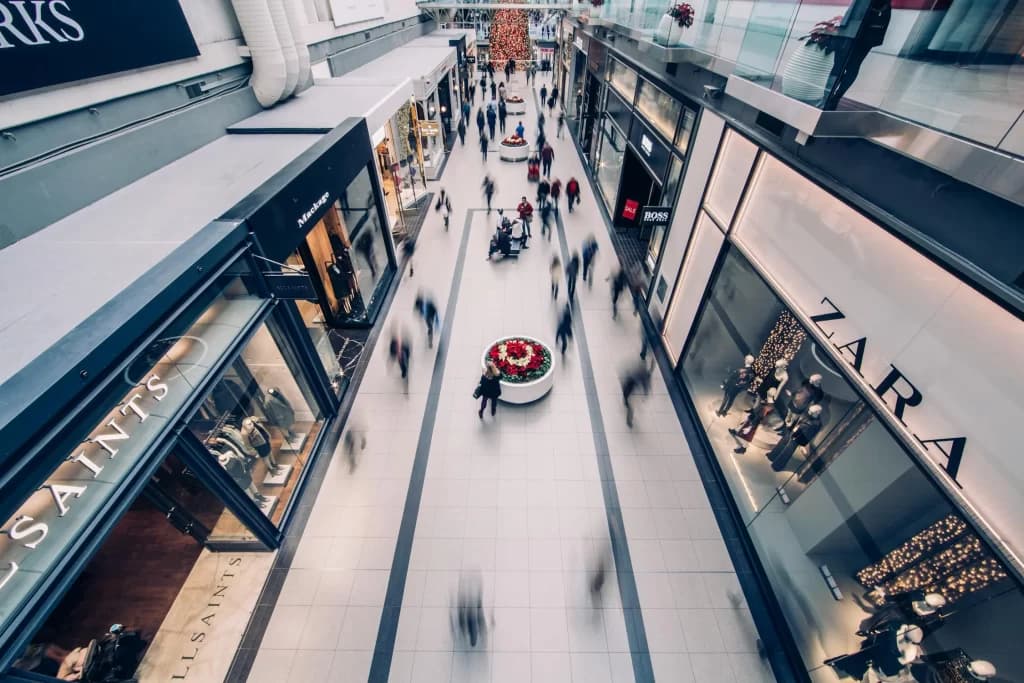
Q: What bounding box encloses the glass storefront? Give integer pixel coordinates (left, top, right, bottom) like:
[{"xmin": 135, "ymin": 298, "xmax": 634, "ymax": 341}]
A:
[
  {"xmin": 680, "ymin": 246, "xmax": 1023, "ymax": 682},
  {"xmin": 607, "ymin": 56, "xmax": 638, "ymax": 102},
  {"xmin": 636, "ymin": 79, "xmax": 682, "ymax": 143},
  {"xmin": 595, "ymin": 118, "xmax": 626, "ymax": 214}
]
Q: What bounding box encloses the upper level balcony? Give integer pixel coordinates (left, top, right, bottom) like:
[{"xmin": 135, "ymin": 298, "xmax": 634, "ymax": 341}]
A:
[
  {"xmin": 578, "ymin": 0, "xmax": 1024, "ymax": 203},
  {"xmin": 417, "ymin": 0, "xmax": 572, "ymax": 9}
]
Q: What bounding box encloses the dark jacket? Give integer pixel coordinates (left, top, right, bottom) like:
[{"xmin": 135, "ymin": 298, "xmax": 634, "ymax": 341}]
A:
[
  {"xmin": 479, "ymin": 374, "xmax": 502, "ymax": 399},
  {"xmin": 841, "ymin": 0, "xmax": 891, "ymax": 46}
]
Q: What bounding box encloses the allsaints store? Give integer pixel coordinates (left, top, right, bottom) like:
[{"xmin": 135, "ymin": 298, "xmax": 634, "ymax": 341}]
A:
[{"xmin": 664, "ymin": 130, "xmax": 1024, "ymax": 682}]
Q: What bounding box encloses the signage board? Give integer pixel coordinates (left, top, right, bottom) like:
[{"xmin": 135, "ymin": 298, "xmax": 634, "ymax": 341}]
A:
[
  {"xmin": 622, "ymin": 199, "xmax": 640, "ymax": 221},
  {"xmin": 639, "ymin": 206, "xmax": 673, "ymax": 229},
  {"xmin": 264, "ymin": 273, "xmax": 318, "ymax": 301},
  {"xmin": 0, "ymin": 0, "xmax": 200, "ymax": 97},
  {"xmin": 418, "ymin": 120, "xmax": 442, "ymax": 136}
]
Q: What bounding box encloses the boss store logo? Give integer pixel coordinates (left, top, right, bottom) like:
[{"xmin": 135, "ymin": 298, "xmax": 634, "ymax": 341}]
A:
[{"xmin": 0, "ymin": 0, "xmax": 199, "ymax": 97}]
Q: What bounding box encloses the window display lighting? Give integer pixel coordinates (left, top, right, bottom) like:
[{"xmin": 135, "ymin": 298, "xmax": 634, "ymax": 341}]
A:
[
  {"xmin": 751, "ymin": 311, "xmax": 806, "ymax": 392},
  {"xmin": 857, "ymin": 514, "xmax": 967, "ymax": 587}
]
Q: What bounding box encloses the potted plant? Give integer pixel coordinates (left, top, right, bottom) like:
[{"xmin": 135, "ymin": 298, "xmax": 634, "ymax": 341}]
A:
[
  {"xmin": 483, "ymin": 337, "xmax": 556, "ymax": 403},
  {"xmin": 654, "ymin": 3, "xmax": 694, "ymax": 47},
  {"xmin": 782, "ymin": 16, "xmax": 841, "ymax": 105},
  {"xmin": 586, "ymin": 0, "xmax": 608, "ymax": 20}
]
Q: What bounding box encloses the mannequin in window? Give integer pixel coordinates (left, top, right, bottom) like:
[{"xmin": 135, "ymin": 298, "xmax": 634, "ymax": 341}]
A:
[
  {"xmin": 717, "ymin": 354, "xmax": 754, "ymax": 416},
  {"xmin": 768, "ymin": 404, "xmax": 822, "ymax": 472},
  {"xmin": 242, "ymin": 416, "xmax": 279, "ymax": 472},
  {"xmin": 215, "ymin": 448, "xmax": 264, "ymax": 501},
  {"xmin": 730, "ymin": 387, "xmax": 777, "ymax": 454},
  {"xmin": 757, "ymin": 359, "xmax": 789, "ymax": 401},
  {"xmin": 781, "ymin": 373, "xmax": 823, "ymax": 430}
]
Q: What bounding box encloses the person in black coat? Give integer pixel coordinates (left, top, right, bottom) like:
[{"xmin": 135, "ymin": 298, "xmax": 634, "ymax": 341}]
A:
[
  {"xmin": 555, "ymin": 304, "xmax": 573, "ymax": 355},
  {"xmin": 477, "ymin": 362, "xmax": 502, "ymax": 418},
  {"xmin": 476, "ymin": 108, "xmax": 485, "ymax": 137},
  {"xmin": 824, "ymin": 0, "xmax": 891, "ymax": 108}
]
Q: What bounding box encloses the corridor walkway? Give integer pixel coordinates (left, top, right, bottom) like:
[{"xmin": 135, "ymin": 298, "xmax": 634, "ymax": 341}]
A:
[{"xmin": 246, "ymin": 67, "xmax": 773, "ymax": 683}]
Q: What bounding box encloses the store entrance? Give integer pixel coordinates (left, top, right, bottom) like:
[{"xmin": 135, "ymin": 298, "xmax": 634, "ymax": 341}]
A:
[
  {"xmin": 580, "ymin": 71, "xmax": 601, "ymax": 157},
  {"xmin": 13, "ymin": 452, "xmax": 268, "ymax": 683},
  {"xmin": 610, "ymin": 147, "xmax": 662, "ymax": 280}
]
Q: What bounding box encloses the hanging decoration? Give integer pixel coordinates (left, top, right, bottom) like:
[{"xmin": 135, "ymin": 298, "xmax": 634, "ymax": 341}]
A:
[
  {"xmin": 489, "ymin": 8, "xmax": 531, "ymax": 68},
  {"xmin": 751, "ymin": 311, "xmax": 806, "ymax": 393},
  {"xmin": 856, "ymin": 513, "xmax": 1010, "ymax": 606}
]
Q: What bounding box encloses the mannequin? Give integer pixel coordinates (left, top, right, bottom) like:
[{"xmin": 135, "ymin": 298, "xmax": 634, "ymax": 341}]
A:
[
  {"xmin": 717, "ymin": 355, "xmax": 755, "ymax": 416},
  {"xmin": 781, "ymin": 373, "xmax": 824, "ymax": 429},
  {"xmin": 768, "ymin": 404, "xmax": 822, "ymax": 472},
  {"xmin": 215, "ymin": 448, "xmax": 263, "ymax": 501},
  {"xmin": 241, "ymin": 416, "xmax": 279, "ymax": 470},
  {"xmin": 263, "ymin": 388, "xmax": 296, "ymax": 435},
  {"xmin": 730, "ymin": 387, "xmax": 777, "ymax": 454},
  {"xmin": 757, "ymin": 359, "xmax": 789, "ymax": 400},
  {"xmin": 218, "ymin": 425, "xmax": 258, "ymax": 459}
]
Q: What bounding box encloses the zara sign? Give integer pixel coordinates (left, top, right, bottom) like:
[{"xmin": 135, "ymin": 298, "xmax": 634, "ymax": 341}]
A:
[{"xmin": 0, "ymin": 0, "xmax": 199, "ymax": 96}]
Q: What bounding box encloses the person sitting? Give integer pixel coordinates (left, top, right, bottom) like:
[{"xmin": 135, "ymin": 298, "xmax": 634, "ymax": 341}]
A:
[{"xmin": 487, "ymin": 211, "xmax": 521, "ymax": 259}]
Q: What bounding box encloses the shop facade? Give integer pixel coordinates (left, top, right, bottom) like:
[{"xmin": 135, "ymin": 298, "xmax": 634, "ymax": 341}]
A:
[
  {"xmin": 657, "ymin": 122, "xmax": 1024, "ymax": 682},
  {"xmin": 0, "ymin": 121, "xmax": 391, "ymax": 683}
]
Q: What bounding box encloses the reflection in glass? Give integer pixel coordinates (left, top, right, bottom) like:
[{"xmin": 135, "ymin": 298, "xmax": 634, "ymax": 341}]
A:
[
  {"xmin": 190, "ymin": 323, "xmax": 324, "ymax": 527},
  {"xmin": 636, "ymin": 79, "xmax": 681, "ymax": 142},
  {"xmin": 607, "ymin": 56, "xmax": 639, "ymax": 102},
  {"xmin": 596, "ymin": 119, "xmax": 626, "ymax": 213},
  {"xmin": 680, "ymin": 247, "xmax": 1022, "ymax": 682}
]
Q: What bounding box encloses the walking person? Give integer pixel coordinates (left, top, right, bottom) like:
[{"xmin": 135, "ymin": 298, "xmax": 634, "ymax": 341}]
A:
[
  {"xmin": 566, "ymin": 251, "xmax": 580, "ymax": 303},
  {"xmin": 622, "ymin": 362, "xmax": 652, "ymax": 428},
  {"xmin": 609, "ymin": 268, "xmax": 628, "ymax": 319},
  {"xmin": 539, "ymin": 201, "xmax": 554, "ymax": 241},
  {"xmin": 476, "ymin": 108, "xmax": 485, "ymax": 138},
  {"xmin": 482, "ymin": 175, "xmax": 496, "ymax": 213},
  {"xmin": 540, "ymin": 142, "xmax": 554, "ymax": 177},
  {"xmin": 549, "ymin": 178, "xmax": 562, "ymax": 212},
  {"xmin": 462, "ymin": 100, "xmax": 471, "ymax": 123},
  {"xmin": 540, "ymin": 84, "xmax": 548, "ymax": 104},
  {"xmin": 388, "ymin": 328, "xmax": 411, "ymax": 392},
  {"xmin": 555, "ymin": 303, "xmax": 573, "ymax": 355},
  {"xmin": 640, "ymin": 309, "xmax": 663, "ymax": 367},
  {"xmin": 414, "ymin": 293, "xmax": 440, "ymax": 348},
  {"xmin": 479, "ymin": 133, "xmax": 489, "ymax": 162},
  {"xmin": 628, "ymin": 266, "xmax": 645, "ymax": 317},
  {"xmin": 490, "ymin": 80, "xmax": 497, "ymax": 101},
  {"xmin": 516, "ymin": 195, "xmax": 534, "ymax": 247},
  {"xmin": 557, "ymin": 110, "xmax": 565, "ymax": 139},
  {"xmin": 486, "ymin": 105, "xmax": 497, "ymax": 140},
  {"xmin": 442, "ymin": 197, "xmax": 452, "ymax": 231},
  {"xmin": 551, "ymin": 85, "xmax": 559, "ymax": 106},
  {"xmin": 402, "ymin": 236, "xmax": 416, "ymax": 277},
  {"xmin": 537, "ymin": 176, "xmax": 550, "ymax": 208},
  {"xmin": 470, "ymin": 82, "xmax": 477, "ymax": 103},
  {"xmin": 476, "ymin": 361, "xmax": 502, "ymax": 418},
  {"xmin": 547, "ymin": 95, "xmax": 556, "ymax": 116},
  {"xmin": 566, "ymin": 176, "xmax": 581, "ymax": 213},
  {"xmin": 457, "ymin": 117, "xmax": 466, "ymax": 146},
  {"xmin": 550, "ymin": 256, "xmax": 561, "ymax": 300},
  {"xmin": 581, "ymin": 235, "xmax": 599, "ymax": 287},
  {"xmin": 515, "ymin": 120, "xmax": 525, "ymax": 139},
  {"xmin": 498, "ymin": 98, "xmax": 508, "ymax": 134}
]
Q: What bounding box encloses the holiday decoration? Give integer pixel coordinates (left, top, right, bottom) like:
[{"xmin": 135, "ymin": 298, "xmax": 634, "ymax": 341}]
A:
[
  {"xmin": 488, "ymin": 338, "xmax": 552, "ymax": 382},
  {"xmin": 668, "ymin": 3, "xmax": 695, "ymax": 27},
  {"xmin": 489, "ymin": 9, "xmax": 531, "ymax": 69},
  {"xmin": 751, "ymin": 311, "xmax": 806, "ymax": 393}
]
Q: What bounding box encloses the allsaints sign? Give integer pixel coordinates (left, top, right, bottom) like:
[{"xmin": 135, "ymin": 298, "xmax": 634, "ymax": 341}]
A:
[
  {"xmin": 0, "ymin": 0, "xmax": 199, "ymax": 96},
  {"xmin": 0, "ymin": 372, "xmax": 171, "ymax": 604},
  {"xmin": 810, "ymin": 296, "xmax": 967, "ymax": 485}
]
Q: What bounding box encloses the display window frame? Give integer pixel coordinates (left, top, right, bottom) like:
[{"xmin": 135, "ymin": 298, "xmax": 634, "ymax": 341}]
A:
[{"xmin": 0, "ymin": 247, "xmax": 339, "ymax": 676}]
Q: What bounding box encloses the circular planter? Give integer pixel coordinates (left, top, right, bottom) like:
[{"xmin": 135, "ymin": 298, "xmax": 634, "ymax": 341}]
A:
[
  {"xmin": 782, "ymin": 42, "xmax": 835, "ymax": 105},
  {"xmin": 499, "ymin": 141, "xmax": 531, "ymax": 162},
  {"xmin": 504, "ymin": 97, "xmax": 527, "ymax": 115},
  {"xmin": 482, "ymin": 337, "xmax": 556, "ymax": 404}
]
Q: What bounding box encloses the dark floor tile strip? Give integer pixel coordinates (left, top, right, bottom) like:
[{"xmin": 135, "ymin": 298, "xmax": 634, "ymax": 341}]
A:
[
  {"xmin": 223, "ymin": 223, "xmax": 425, "ymax": 683},
  {"xmin": 366, "ymin": 207, "xmax": 475, "ymax": 682},
  {"xmin": 554, "ymin": 212, "xmax": 656, "ymax": 683}
]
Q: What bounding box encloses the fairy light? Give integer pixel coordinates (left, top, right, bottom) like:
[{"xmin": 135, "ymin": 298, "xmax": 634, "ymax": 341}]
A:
[{"xmin": 750, "ymin": 311, "xmax": 806, "ymax": 392}]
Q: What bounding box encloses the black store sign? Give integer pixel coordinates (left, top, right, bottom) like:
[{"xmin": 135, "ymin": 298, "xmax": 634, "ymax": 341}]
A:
[
  {"xmin": 639, "ymin": 206, "xmax": 673, "ymax": 229},
  {"xmin": 629, "ymin": 115, "xmax": 670, "ymax": 179},
  {"xmin": 0, "ymin": 0, "xmax": 199, "ymax": 97}
]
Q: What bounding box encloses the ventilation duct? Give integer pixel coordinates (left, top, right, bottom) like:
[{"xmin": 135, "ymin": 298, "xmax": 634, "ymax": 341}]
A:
[
  {"xmin": 282, "ymin": 0, "xmax": 313, "ymax": 94},
  {"xmin": 231, "ymin": 0, "xmax": 288, "ymax": 107},
  {"xmin": 267, "ymin": 0, "xmax": 300, "ymax": 98}
]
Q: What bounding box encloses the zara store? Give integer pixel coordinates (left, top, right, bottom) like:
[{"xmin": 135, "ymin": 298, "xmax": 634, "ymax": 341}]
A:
[
  {"xmin": 659, "ymin": 126, "xmax": 1024, "ymax": 682},
  {"xmin": 0, "ymin": 121, "xmax": 393, "ymax": 683}
]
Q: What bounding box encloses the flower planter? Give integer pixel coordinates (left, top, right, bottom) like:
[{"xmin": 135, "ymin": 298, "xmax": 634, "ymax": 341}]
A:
[
  {"xmin": 654, "ymin": 14, "xmax": 687, "ymax": 47},
  {"xmin": 483, "ymin": 337, "xmax": 556, "ymax": 404},
  {"xmin": 781, "ymin": 42, "xmax": 835, "ymax": 105},
  {"xmin": 499, "ymin": 139, "xmax": 531, "ymax": 162},
  {"xmin": 504, "ymin": 96, "xmax": 527, "ymax": 115}
]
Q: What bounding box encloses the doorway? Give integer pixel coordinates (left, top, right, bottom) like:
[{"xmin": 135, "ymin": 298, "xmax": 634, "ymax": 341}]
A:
[{"xmin": 614, "ymin": 147, "xmax": 661, "ymax": 229}]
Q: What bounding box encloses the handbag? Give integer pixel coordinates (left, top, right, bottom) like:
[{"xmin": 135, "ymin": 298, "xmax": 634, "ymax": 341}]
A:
[{"xmin": 473, "ymin": 384, "xmax": 482, "ymax": 399}]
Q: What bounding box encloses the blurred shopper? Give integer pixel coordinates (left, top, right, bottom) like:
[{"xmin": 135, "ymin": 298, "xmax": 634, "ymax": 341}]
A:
[{"xmin": 476, "ymin": 361, "xmax": 502, "ymax": 419}]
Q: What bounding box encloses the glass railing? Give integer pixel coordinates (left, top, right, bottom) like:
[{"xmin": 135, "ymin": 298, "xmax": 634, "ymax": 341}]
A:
[{"xmin": 578, "ymin": 0, "xmax": 1024, "ymax": 156}]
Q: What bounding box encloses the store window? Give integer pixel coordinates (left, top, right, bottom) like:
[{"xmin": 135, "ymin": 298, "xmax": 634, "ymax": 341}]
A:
[
  {"xmin": 189, "ymin": 321, "xmax": 324, "ymax": 527},
  {"xmin": 680, "ymin": 247, "xmax": 1022, "ymax": 681},
  {"xmin": 674, "ymin": 107, "xmax": 697, "ymax": 157},
  {"xmin": 606, "ymin": 57, "xmax": 638, "ymax": 102},
  {"xmin": 596, "ymin": 118, "xmax": 626, "ymax": 213},
  {"xmin": 705, "ymin": 129, "xmax": 758, "ymax": 228},
  {"xmin": 636, "ymin": 78, "xmax": 681, "ymax": 143},
  {"xmin": 293, "ymin": 167, "xmax": 393, "ymax": 327}
]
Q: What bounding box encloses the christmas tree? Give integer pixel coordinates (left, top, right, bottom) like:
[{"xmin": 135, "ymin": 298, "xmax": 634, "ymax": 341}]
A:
[{"xmin": 489, "ymin": 8, "xmax": 531, "ymax": 69}]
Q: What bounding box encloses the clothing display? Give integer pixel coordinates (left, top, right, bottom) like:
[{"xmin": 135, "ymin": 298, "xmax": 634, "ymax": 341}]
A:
[
  {"xmin": 768, "ymin": 410, "xmax": 822, "ymax": 472},
  {"xmin": 731, "ymin": 391, "xmax": 777, "ymax": 453},
  {"xmin": 263, "ymin": 388, "xmax": 295, "ymax": 432},
  {"xmin": 783, "ymin": 376, "xmax": 824, "ymax": 427},
  {"xmin": 717, "ymin": 362, "xmax": 754, "ymax": 416},
  {"xmin": 241, "ymin": 417, "xmax": 272, "ymax": 458},
  {"xmin": 218, "ymin": 425, "xmax": 258, "ymax": 459},
  {"xmin": 757, "ymin": 365, "xmax": 788, "ymax": 400}
]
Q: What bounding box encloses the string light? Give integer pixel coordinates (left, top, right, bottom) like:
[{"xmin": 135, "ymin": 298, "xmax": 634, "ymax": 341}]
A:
[
  {"xmin": 857, "ymin": 514, "xmax": 966, "ymax": 587},
  {"xmin": 750, "ymin": 311, "xmax": 806, "ymax": 392}
]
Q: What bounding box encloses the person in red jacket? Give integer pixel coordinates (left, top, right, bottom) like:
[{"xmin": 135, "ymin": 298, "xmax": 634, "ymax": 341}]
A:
[
  {"xmin": 566, "ymin": 177, "xmax": 581, "ymax": 213},
  {"xmin": 550, "ymin": 178, "xmax": 562, "ymax": 212},
  {"xmin": 517, "ymin": 196, "xmax": 534, "ymax": 247}
]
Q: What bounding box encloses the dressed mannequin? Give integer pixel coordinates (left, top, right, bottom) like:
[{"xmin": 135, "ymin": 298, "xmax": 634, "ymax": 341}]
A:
[
  {"xmin": 241, "ymin": 416, "xmax": 279, "ymax": 470},
  {"xmin": 768, "ymin": 404, "xmax": 822, "ymax": 471},
  {"xmin": 730, "ymin": 387, "xmax": 777, "ymax": 454},
  {"xmin": 781, "ymin": 374, "xmax": 824, "ymax": 429},
  {"xmin": 263, "ymin": 388, "xmax": 296, "ymax": 434},
  {"xmin": 757, "ymin": 359, "xmax": 789, "ymax": 400},
  {"xmin": 216, "ymin": 448, "xmax": 264, "ymax": 501},
  {"xmin": 717, "ymin": 355, "xmax": 755, "ymax": 416},
  {"xmin": 218, "ymin": 425, "xmax": 258, "ymax": 459}
]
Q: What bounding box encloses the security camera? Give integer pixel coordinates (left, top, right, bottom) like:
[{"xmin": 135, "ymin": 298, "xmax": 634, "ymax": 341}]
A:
[{"xmin": 703, "ymin": 85, "xmax": 723, "ymax": 100}]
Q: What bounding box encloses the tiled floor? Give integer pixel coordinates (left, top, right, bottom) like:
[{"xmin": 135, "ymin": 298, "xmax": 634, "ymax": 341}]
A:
[{"xmin": 247, "ymin": 67, "xmax": 773, "ymax": 682}]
